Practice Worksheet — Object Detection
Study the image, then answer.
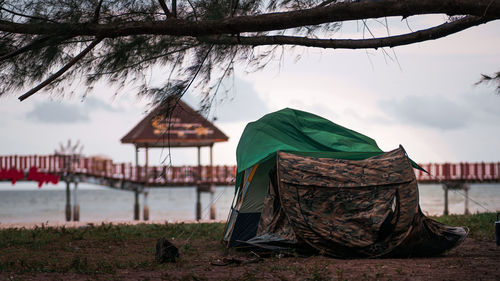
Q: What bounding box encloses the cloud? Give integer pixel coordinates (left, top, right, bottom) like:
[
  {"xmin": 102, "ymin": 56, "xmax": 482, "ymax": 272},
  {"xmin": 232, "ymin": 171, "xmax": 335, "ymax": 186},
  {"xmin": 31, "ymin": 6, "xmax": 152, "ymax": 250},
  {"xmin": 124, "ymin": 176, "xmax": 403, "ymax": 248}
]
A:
[
  {"xmin": 379, "ymin": 95, "xmax": 471, "ymax": 130},
  {"xmin": 27, "ymin": 102, "xmax": 89, "ymax": 123},
  {"xmin": 82, "ymin": 96, "xmax": 120, "ymax": 112},
  {"xmin": 26, "ymin": 96, "xmax": 120, "ymax": 124},
  {"xmin": 185, "ymin": 77, "xmax": 270, "ymax": 123},
  {"xmin": 461, "ymin": 89, "xmax": 500, "ymax": 122},
  {"xmin": 378, "ymin": 88, "xmax": 500, "ymax": 131}
]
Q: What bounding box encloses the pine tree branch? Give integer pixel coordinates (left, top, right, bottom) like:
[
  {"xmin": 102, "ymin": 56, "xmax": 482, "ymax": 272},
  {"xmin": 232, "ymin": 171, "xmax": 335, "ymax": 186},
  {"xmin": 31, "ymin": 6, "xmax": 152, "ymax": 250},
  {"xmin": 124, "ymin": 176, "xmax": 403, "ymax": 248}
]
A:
[
  {"xmin": 158, "ymin": 0, "xmax": 173, "ymax": 17},
  {"xmin": 475, "ymin": 71, "xmax": 500, "ymax": 94},
  {"xmin": 0, "ymin": 35, "xmax": 55, "ymax": 61},
  {"xmin": 171, "ymin": 0, "xmax": 177, "ymax": 18},
  {"xmin": 0, "ymin": 0, "xmax": 498, "ymax": 38},
  {"xmin": 198, "ymin": 15, "xmax": 487, "ymax": 49},
  {"xmin": 88, "ymin": 43, "xmax": 201, "ymax": 76},
  {"xmin": 92, "ymin": 0, "xmax": 104, "ymax": 24},
  {"xmin": 186, "ymin": 0, "xmax": 198, "ymax": 21},
  {"xmin": 0, "ymin": 6, "xmax": 59, "ymax": 23},
  {"xmin": 18, "ymin": 37, "xmax": 103, "ymax": 101}
]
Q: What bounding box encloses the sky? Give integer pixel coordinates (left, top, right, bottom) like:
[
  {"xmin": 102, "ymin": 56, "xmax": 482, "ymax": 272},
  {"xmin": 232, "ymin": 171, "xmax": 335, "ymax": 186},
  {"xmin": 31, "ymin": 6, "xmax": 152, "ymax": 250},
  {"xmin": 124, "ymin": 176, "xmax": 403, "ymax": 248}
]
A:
[{"xmin": 1, "ymin": 16, "xmax": 499, "ymax": 167}]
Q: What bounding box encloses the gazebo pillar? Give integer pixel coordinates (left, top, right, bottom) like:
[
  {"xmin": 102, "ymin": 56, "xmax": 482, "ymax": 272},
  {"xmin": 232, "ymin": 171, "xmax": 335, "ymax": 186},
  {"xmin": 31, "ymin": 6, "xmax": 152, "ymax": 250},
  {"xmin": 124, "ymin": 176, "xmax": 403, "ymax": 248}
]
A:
[
  {"xmin": 135, "ymin": 145, "xmax": 139, "ymax": 182},
  {"xmin": 135, "ymin": 145, "xmax": 139, "ymax": 166},
  {"xmin": 145, "ymin": 146, "xmax": 149, "ymax": 180}
]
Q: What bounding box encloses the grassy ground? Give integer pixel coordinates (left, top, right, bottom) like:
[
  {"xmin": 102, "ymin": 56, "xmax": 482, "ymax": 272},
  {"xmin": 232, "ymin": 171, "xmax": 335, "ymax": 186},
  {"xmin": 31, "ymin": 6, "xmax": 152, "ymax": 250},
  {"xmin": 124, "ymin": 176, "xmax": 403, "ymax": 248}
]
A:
[
  {"xmin": 0, "ymin": 222, "xmax": 225, "ymax": 274},
  {"xmin": 0, "ymin": 213, "xmax": 498, "ymax": 280},
  {"xmin": 432, "ymin": 212, "xmax": 496, "ymax": 240}
]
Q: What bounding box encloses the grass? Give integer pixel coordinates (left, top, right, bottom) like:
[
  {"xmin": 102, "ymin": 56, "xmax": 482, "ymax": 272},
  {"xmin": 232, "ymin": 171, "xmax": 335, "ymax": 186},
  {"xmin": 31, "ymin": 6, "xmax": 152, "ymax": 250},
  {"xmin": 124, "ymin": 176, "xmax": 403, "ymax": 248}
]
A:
[
  {"xmin": 0, "ymin": 222, "xmax": 225, "ymax": 249},
  {"xmin": 0, "ymin": 222, "xmax": 225, "ymax": 274},
  {"xmin": 0, "ymin": 213, "xmax": 496, "ymax": 275},
  {"xmin": 432, "ymin": 212, "xmax": 497, "ymax": 240}
]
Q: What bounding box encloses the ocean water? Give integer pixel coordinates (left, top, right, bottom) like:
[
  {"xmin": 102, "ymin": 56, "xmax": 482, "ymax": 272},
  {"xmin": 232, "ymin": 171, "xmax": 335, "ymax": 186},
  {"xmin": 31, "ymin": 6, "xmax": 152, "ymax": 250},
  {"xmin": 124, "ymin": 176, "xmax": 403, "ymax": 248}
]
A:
[{"xmin": 0, "ymin": 182, "xmax": 499, "ymax": 224}]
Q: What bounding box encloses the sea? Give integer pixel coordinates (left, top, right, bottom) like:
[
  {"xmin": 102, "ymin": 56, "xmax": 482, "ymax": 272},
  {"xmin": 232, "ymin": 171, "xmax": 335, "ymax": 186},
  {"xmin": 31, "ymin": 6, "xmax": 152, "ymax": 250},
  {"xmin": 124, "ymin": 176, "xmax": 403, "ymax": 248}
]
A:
[{"xmin": 1, "ymin": 182, "xmax": 499, "ymax": 224}]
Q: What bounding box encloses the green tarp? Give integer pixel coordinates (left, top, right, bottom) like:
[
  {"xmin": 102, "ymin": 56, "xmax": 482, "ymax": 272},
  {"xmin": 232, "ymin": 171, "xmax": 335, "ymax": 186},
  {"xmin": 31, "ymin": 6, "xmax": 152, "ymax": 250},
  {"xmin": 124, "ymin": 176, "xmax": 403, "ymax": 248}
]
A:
[{"xmin": 235, "ymin": 108, "xmax": 385, "ymax": 191}]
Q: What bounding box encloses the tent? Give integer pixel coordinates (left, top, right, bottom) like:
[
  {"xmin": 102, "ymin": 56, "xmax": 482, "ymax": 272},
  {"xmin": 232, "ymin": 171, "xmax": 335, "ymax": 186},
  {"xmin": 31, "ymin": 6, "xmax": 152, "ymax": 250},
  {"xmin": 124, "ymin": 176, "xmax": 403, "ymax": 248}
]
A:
[{"xmin": 223, "ymin": 108, "xmax": 466, "ymax": 257}]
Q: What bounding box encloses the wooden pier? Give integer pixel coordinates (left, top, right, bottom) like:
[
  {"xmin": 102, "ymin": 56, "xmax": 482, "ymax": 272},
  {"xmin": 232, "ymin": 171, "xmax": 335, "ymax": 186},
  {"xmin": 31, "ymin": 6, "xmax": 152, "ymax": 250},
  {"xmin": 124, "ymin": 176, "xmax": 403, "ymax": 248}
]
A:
[
  {"xmin": 415, "ymin": 162, "xmax": 500, "ymax": 215},
  {"xmin": 2, "ymin": 154, "xmax": 500, "ymax": 219},
  {"xmin": 0, "ymin": 154, "xmax": 236, "ymax": 187},
  {"xmin": 0, "ymin": 154, "xmax": 236, "ymax": 222}
]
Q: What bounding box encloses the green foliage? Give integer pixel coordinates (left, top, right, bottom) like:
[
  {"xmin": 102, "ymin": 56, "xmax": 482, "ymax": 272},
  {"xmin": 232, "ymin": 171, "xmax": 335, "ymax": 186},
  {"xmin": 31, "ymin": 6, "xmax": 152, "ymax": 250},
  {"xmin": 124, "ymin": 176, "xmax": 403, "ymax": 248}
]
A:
[
  {"xmin": 0, "ymin": 0, "xmax": 343, "ymax": 111},
  {"xmin": 1, "ymin": 0, "xmax": 496, "ymax": 108},
  {"xmin": 476, "ymin": 71, "xmax": 500, "ymax": 94}
]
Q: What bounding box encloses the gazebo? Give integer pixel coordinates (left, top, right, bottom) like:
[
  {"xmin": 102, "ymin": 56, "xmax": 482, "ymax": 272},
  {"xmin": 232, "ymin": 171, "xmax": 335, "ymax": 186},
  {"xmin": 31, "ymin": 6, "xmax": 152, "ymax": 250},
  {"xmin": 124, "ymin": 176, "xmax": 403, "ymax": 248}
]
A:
[{"xmin": 121, "ymin": 99, "xmax": 228, "ymax": 221}]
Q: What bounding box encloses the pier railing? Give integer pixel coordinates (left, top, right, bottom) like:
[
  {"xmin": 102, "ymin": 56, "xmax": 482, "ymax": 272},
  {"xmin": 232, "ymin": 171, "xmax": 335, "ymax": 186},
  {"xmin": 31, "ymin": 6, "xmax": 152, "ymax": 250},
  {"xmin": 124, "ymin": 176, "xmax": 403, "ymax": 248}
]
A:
[
  {"xmin": 2, "ymin": 154, "xmax": 500, "ymax": 185},
  {"xmin": 415, "ymin": 162, "xmax": 500, "ymax": 183},
  {"xmin": 0, "ymin": 154, "xmax": 237, "ymax": 186}
]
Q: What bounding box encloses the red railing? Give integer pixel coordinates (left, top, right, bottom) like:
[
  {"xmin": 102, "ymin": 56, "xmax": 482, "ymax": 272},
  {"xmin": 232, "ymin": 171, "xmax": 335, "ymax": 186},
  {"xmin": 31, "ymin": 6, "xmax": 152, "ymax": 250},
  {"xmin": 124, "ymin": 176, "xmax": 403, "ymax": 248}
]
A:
[
  {"xmin": 0, "ymin": 154, "xmax": 237, "ymax": 186},
  {"xmin": 414, "ymin": 162, "xmax": 500, "ymax": 183},
  {"xmin": 2, "ymin": 154, "xmax": 500, "ymax": 185}
]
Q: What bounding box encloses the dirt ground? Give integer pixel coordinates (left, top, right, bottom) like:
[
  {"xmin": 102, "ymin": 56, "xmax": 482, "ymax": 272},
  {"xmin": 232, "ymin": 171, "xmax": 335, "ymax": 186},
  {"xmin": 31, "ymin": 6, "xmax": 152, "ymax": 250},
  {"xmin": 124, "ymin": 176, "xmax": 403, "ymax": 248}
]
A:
[{"xmin": 1, "ymin": 237, "xmax": 499, "ymax": 281}]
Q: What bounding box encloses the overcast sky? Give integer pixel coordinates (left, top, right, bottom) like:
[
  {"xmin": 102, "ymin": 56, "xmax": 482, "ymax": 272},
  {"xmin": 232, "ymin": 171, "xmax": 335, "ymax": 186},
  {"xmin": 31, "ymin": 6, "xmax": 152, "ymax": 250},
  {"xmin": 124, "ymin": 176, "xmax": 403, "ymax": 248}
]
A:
[{"xmin": 1, "ymin": 17, "xmax": 499, "ymax": 166}]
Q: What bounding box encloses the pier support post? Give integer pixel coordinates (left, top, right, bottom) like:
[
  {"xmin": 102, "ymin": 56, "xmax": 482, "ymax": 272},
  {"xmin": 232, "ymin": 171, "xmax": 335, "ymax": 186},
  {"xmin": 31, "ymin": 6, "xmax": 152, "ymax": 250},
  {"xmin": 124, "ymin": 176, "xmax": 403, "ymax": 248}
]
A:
[
  {"xmin": 73, "ymin": 182, "xmax": 80, "ymax": 221},
  {"xmin": 210, "ymin": 188, "xmax": 216, "ymax": 220},
  {"xmin": 196, "ymin": 146, "xmax": 202, "ymax": 221},
  {"xmin": 196, "ymin": 188, "xmax": 202, "ymax": 221},
  {"xmin": 143, "ymin": 189, "xmax": 149, "ymax": 221},
  {"xmin": 209, "ymin": 145, "xmax": 216, "ymax": 220},
  {"xmin": 464, "ymin": 184, "xmax": 470, "ymax": 215},
  {"xmin": 443, "ymin": 184, "xmax": 449, "ymax": 215},
  {"xmin": 134, "ymin": 190, "xmax": 140, "ymax": 221},
  {"xmin": 65, "ymin": 181, "xmax": 72, "ymax": 221}
]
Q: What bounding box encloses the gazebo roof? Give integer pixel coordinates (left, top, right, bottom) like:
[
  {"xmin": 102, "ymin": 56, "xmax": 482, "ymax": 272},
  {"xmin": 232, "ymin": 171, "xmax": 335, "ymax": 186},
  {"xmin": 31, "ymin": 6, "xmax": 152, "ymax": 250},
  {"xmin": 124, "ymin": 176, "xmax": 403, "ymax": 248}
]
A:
[{"xmin": 121, "ymin": 100, "xmax": 228, "ymax": 148}]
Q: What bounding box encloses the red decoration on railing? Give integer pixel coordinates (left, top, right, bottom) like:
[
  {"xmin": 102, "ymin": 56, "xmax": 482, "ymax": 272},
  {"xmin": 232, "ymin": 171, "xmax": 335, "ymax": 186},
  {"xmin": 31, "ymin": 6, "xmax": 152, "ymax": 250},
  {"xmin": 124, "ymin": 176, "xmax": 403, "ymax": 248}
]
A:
[
  {"xmin": 0, "ymin": 168, "xmax": 25, "ymax": 185},
  {"xmin": 27, "ymin": 167, "xmax": 60, "ymax": 188},
  {"xmin": 0, "ymin": 166, "xmax": 60, "ymax": 187}
]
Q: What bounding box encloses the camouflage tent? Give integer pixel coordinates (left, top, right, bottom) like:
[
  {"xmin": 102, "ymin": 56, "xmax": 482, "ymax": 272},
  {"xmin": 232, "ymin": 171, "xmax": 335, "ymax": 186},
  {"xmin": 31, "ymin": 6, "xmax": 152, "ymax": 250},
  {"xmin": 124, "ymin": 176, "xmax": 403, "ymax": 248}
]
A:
[{"xmin": 223, "ymin": 108, "xmax": 466, "ymax": 257}]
